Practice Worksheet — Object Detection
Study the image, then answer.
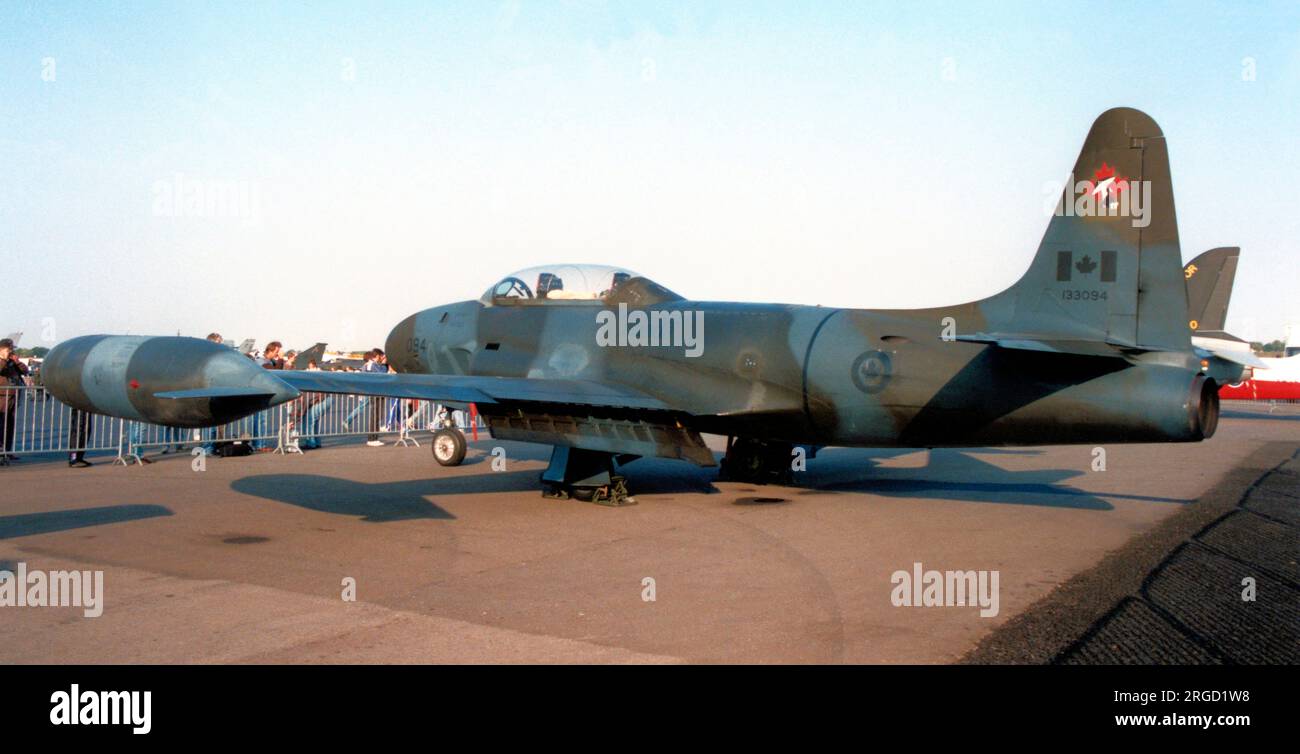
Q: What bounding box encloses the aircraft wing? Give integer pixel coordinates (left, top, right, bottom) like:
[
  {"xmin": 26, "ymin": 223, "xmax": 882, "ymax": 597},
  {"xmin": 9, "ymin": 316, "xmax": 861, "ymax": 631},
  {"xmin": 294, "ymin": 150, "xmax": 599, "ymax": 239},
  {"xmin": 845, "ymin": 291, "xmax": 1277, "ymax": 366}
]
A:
[
  {"xmin": 1193, "ymin": 345, "xmax": 1270, "ymax": 370},
  {"xmin": 275, "ymin": 370, "xmax": 671, "ymax": 410},
  {"xmin": 273, "ymin": 370, "xmax": 714, "ymax": 465}
]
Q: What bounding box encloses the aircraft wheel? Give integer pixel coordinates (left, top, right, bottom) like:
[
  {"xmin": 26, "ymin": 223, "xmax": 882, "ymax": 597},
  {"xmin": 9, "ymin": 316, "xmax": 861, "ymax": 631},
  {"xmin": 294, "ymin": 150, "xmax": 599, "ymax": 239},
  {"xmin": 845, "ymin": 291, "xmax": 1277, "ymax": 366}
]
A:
[
  {"xmin": 721, "ymin": 438, "xmax": 791, "ymax": 484},
  {"xmin": 432, "ymin": 428, "xmax": 467, "ymax": 466}
]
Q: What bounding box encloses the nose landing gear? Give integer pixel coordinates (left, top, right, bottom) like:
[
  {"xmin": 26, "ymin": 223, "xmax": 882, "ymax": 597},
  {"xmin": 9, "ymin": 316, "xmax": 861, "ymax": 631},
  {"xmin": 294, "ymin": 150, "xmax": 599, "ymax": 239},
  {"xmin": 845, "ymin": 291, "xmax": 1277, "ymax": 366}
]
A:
[{"xmin": 431, "ymin": 427, "xmax": 467, "ymax": 466}]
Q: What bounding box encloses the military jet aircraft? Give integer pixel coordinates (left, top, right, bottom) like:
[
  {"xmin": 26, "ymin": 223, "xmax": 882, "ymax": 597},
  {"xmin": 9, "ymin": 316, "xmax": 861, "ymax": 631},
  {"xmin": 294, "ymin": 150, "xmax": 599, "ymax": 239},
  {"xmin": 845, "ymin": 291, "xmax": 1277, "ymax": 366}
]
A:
[
  {"xmin": 43, "ymin": 108, "xmax": 1242, "ymax": 504},
  {"xmin": 1181, "ymin": 247, "xmax": 1267, "ymax": 384},
  {"xmin": 1184, "ymin": 247, "xmax": 1240, "ymax": 339},
  {"xmin": 290, "ymin": 342, "xmax": 328, "ymax": 370}
]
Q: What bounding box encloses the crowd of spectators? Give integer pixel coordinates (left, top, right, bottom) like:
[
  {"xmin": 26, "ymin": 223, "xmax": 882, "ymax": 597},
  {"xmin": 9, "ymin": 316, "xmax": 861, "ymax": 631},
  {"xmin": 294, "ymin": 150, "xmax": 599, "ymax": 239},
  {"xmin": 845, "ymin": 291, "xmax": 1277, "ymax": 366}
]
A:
[{"xmin": 0, "ymin": 338, "xmax": 32, "ymax": 463}]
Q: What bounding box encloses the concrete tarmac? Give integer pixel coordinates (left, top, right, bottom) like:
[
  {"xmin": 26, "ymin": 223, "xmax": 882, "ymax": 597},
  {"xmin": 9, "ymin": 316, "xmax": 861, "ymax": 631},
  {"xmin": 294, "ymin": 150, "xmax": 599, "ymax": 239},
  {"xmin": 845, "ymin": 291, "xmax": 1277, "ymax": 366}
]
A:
[{"xmin": 1, "ymin": 404, "xmax": 1296, "ymax": 663}]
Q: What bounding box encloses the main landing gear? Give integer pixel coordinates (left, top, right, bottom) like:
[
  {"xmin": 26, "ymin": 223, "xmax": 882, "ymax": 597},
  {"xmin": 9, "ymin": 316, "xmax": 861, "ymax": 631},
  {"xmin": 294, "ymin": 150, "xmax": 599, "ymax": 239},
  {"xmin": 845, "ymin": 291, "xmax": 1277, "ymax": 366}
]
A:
[
  {"xmin": 425, "ymin": 417, "xmax": 635, "ymax": 505},
  {"xmin": 719, "ymin": 436, "xmax": 796, "ymax": 484},
  {"xmin": 541, "ymin": 447, "xmax": 635, "ymax": 506}
]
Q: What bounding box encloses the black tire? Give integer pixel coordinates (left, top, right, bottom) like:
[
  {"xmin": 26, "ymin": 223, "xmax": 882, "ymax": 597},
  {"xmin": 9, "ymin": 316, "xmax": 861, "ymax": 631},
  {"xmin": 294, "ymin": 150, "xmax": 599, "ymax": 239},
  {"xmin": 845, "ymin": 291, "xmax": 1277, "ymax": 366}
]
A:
[{"xmin": 432, "ymin": 428, "xmax": 467, "ymax": 466}]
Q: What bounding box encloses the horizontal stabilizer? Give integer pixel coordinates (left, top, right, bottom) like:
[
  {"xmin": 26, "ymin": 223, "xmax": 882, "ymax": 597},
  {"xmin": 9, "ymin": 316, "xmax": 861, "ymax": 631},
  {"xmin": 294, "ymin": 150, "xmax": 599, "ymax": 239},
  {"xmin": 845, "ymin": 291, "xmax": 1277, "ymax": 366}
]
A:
[
  {"xmin": 1193, "ymin": 346, "xmax": 1270, "ymax": 370},
  {"xmin": 951, "ymin": 333, "xmax": 1156, "ymax": 358},
  {"xmin": 155, "ymin": 387, "xmax": 282, "ymax": 400}
]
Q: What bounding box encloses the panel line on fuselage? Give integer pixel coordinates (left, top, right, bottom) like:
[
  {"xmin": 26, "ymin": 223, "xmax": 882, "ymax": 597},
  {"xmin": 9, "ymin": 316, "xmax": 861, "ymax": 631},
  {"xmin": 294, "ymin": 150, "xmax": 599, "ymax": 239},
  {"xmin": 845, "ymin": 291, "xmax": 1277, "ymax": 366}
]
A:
[{"xmin": 800, "ymin": 307, "xmax": 844, "ymax": 431}]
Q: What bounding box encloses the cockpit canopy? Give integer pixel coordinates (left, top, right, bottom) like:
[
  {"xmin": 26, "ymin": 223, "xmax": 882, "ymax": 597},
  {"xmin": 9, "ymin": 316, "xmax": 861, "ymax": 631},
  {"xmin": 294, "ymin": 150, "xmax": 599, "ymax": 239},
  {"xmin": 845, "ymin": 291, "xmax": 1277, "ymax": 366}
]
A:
[{"xmin": 480, "ymin": 264, "xmax": 683, "ymax": 306}]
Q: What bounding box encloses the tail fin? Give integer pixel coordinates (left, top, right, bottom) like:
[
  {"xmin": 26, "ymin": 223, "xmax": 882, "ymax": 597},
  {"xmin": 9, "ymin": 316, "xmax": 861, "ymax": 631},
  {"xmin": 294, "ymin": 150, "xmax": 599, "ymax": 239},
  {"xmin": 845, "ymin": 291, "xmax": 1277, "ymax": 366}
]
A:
[
  {"xmin": 294, "ymin": 342, "xmax": 328, "ymax": 369},
  {"xmin": 974, "ymin": 108, "xmax": 1189, "ymax": 355},
  {"xmin": 1183, "ymin": 247, "xmax": 1239, "ymax": 335},
  {"xmin": 1182, "ymin": 247, "xmax": 1260, "ymax": 380}
]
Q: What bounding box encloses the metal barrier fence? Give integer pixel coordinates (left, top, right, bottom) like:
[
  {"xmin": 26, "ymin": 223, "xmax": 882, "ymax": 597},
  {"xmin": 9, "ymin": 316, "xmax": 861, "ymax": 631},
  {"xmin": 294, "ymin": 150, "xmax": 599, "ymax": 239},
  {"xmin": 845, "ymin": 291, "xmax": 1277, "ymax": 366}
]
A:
[
  {"xmin": 0, "ymin": 385, "xmax": 483, "ymax": 466},
  {"xmin": 4, "ymin": 384, "xmax": 1289, "ymax": 466},
  {"xmin": 1, "ymin": 385, "xmax": 127, "ymax": 464}
]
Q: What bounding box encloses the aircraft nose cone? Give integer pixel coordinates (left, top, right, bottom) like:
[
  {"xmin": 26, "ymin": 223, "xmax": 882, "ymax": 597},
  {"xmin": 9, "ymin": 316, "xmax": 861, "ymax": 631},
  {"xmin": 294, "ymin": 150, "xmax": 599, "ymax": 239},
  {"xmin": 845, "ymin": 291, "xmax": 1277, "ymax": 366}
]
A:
[{"xmin": 385, "ymin": 312, "xmax": 421, "ymax": 373}]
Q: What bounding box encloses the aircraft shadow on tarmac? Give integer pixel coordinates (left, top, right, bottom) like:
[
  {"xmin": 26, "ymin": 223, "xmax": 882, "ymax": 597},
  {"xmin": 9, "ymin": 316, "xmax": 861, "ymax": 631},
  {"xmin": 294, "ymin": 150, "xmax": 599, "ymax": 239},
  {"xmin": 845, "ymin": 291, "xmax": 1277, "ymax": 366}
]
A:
[
  {"xmin": 230, "ymin": 445, "xmax": 1191, "ymax": 516},
  {"xmin": 801, "ymin": 448, "xmax": 1192, "ymax": 510},
  {"xmin": 230, "ymin": 469, "xmax": 551, "ymax": 522},
  {"xmin": 0, "ymin": 504, "xmax": 174, "ymax": 539}
]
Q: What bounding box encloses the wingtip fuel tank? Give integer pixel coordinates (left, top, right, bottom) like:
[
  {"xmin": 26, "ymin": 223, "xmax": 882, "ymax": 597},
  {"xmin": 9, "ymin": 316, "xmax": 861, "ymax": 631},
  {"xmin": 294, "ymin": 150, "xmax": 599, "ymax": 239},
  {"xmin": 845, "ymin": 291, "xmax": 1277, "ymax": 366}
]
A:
[{"xmin": 43, "ymin": 335, "xmax": 299, "ymax": 427}]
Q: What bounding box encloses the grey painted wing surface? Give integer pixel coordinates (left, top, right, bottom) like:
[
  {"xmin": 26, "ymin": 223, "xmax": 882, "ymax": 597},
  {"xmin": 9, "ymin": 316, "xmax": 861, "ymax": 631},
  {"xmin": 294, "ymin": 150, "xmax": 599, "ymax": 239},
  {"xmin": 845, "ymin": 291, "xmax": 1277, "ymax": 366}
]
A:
[{"xmin": 274, "ymin": 370, "xmax": 672, "ymax": 411}]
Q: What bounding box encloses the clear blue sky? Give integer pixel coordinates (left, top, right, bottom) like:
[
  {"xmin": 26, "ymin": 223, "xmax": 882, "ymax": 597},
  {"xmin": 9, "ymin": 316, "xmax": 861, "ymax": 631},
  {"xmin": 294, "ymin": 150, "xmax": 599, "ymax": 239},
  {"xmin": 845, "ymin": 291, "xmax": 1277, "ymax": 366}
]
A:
[{"xmin": 3, "ymin": 1, "xmax": 1298, "ymax": 349}]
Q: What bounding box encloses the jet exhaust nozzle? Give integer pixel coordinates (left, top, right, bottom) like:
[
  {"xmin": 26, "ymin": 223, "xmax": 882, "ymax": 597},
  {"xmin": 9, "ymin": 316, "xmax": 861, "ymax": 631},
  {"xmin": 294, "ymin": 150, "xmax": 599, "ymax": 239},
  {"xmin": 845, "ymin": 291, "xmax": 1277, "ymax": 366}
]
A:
[{"xmin": 1187, "ymin": 374, "xmax": 1220, "ymax": 440}]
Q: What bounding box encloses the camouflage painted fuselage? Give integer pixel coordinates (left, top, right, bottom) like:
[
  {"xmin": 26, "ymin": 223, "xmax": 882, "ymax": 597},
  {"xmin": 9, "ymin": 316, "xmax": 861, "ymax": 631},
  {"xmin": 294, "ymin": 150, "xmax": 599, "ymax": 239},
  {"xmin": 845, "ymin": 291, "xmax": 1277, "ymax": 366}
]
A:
[{"xmin": 386, "ymin": 295, "xmax": 1209, "ymax": 450}]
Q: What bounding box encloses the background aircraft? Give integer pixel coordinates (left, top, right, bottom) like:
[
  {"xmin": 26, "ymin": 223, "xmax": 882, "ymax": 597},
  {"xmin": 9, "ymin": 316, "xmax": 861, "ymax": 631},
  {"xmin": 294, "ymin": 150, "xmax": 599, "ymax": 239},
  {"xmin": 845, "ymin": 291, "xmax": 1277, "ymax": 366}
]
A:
[
  {"xmin": 42, "ymin": 108, "xmax": 1237, "ymax": 504},
  {"xmin": 1181, "ymin": 247, "xmax": 1293, "ymax": 396},
  {"xmin": 291, "ymin": 342, "xmax": 328, "ymax": 369},
  {"xmin": 1182, "ymin": 247, "xmax": 1266, "ymax": 383},
  {"xmin": 1218, "ymin": 353, "xmax": 1300, "ymax": 400},
  {"xmin": 1184, "ymin": 247, "xmax": 1240, "ymax": 340}
]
